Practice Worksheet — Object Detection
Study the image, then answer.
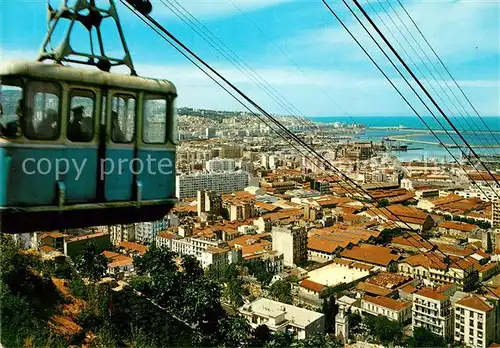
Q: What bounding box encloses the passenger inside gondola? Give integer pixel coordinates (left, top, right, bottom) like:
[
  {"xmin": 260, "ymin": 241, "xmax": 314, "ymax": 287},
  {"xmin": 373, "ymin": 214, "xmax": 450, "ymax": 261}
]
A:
[
  {"xmin": 68, "ymin": 105, "xmax": 91, "ymax": 141},
  {"xmin": 111, "ymin": 110, "xmax": 127, "ymax": 142},
  {"xmin": 36, "ymin": 108, "xmax": 58, "ymax": 139},
  {"xmin": 0, "ymin": 99, "xmax": 22, "ymax": 137}
]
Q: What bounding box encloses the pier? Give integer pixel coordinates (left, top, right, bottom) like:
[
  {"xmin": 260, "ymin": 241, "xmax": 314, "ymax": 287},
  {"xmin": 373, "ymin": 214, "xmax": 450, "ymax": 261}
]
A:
[{"xmin": 384, "ymin": 134, "xmax": 500, "ymax": 149}]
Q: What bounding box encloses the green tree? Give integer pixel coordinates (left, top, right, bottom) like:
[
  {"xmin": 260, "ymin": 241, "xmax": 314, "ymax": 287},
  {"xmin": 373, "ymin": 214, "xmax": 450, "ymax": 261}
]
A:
[
  {"xmin": 486, "ymin": 232, "xmax": 493, "ymax": 253},
  {"xmin": 251, "ymin": 324, "xmax": 273, "ymax": 347},
  {"xmin": 74, "ymin": 241, "xmax": 107, "ymax": 281},
  {"xmin": 406, "ymin": 326, "xmax": 447, "ymax": 347},
  {"xmin": 290, "ymin": 333, "xmax": 343, "ymax": 348},
  {"xmin": 377, "ymin": 199, "xmax": 390, "ymax": 208},
  {"xmin": 322, "ymin": 296, "xmax": 338, "ymax": 333},
  {"xmin": 0, "ymin": 235, "xmax": 65, "ymax": 347},
  {"xmin": 245, "ymin": 259, "xmax": 273, "ymax": 285},
  {"xmin": 379, "ymin": 227, "xmax": 402, "ymax": 244},
  {"xmin": 265, "ymin": 330, "xmax": 294, "ymax": 348},
  {"xmin": 363, "ymin": 315, "xmax": 403, "ymax": 346},
  {"xmin": 269, "ymin": 280, "xmax": 293, "ymax": 304},
  {"xmin": 218, "ymin": 315, "xmax": 252, "ymax": 347},
  {"xmin": 347, "ymin": 312, "xmax": 362, "ymax": 338}
]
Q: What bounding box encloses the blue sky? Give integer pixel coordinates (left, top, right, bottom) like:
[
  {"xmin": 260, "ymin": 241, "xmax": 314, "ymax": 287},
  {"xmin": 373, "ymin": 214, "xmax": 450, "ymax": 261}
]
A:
[{"xmin": 1, "ymin": 0, "xmax": 499, "ymax": 118}]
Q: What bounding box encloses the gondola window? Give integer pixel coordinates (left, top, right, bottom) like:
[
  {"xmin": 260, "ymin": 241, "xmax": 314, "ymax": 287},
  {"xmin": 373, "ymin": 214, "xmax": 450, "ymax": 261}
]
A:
[
  {"xmin": 111, "ymin": 94, "xmax": 135, "ymax": 143},
  {"xmin": 68, "ymin": 90, "xmax": 95, "ymax": 142},
  {"xmin": 143, "ymin": 96, "xmax": 166, "ymax": 144},
  {"xmin": 28, "ymin": 82, "xmax": 60, "ymax": 140}
]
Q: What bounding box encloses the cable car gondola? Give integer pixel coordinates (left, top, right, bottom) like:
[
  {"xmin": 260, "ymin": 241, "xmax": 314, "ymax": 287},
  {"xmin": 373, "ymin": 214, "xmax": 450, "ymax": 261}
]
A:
[{"xmin": 0, "ymin": 0, "xmax": 178, "ymax": 233}]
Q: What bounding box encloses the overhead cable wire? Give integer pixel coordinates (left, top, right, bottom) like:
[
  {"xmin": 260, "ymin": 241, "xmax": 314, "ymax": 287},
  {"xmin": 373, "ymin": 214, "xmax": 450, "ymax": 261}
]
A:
[
  {"xmin": 322, "ymin": 0, "xmax": 499, "ymax": 203},
  {"xmin": 375, "ymin": 0, "xmax": 499, "ymax": 155},
  {"xmin": 349, "ymin": 0, "xmax": 500, "ymax": 191},
  {"xmin": 119, "ymin": 0, "xmax": 440, "ymax": 233},
  {"xmin": 227, "ymin": 0, "xmax": 357, "ymax": 125},
  {"xmin": 395, "ymin": 0, "xmax": 500, "ymax": 147},
  {"xmin": 319, "ymin": 0, "xmax": 500, "ymax": 296},
  {"xmin": 119, "ymin": 0, "xmax": 498, "ymax": 298},
  {"xmin": 160, "ymin": 0, "xmax": 315, "ymax": 133}
]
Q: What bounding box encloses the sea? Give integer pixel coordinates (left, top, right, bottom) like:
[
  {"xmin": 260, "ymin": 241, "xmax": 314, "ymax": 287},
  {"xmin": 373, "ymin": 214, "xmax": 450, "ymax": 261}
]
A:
[{"xmin": 308, "ymin": 116, "xmax": 500, "ymax": 162}]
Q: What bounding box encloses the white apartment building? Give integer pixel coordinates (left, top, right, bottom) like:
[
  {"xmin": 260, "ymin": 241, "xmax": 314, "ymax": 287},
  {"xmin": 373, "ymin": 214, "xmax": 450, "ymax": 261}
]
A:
[
  {"xmin": 108, "ymin": 224, "xmax": 136, "ymax": 246},
  {"xmin": 155, "ymin": 231, "xmax": 179, "ymax": 249},
  {"xmin": 453, "ymin": 295, "xmax": 496, "ymax": 348},
  {"xmin": 239, "ymin": 298, "xmax": 325, "ymax": 340},
  {"xmin": 457, "ymin": 185, "xmax": 500, "ymax": 203},
  {"xmin": 205, "ymin": 158, "xmax": 236, "ymax": 172},
  {"xmin": 168, "ymin": 235, "xmax": 240, "ymax": 269},
  {"xmin": 135, "ymin": 218, "xmax": 169, "ymax": 244},
  {"xmin": 493, "ymin": 202, "xmax": 500, "ymax": 228},
  {"xmin": 176, "ymin": 171, "xmax": 249, "ymax": 198},
  {"xmin": 237, "ymin": 225, "xmax": 258, "ymax": 235},
  {"xmin": 271, "ymin": 225, "xmax": 307, "ymax": 267},
  {"xmin": 412, "ymin": 288, "xmax": 453, "ymax": 339},
  {"xmin": 361, "ymin": 295, "xmax": 412, "ymax": 323}
]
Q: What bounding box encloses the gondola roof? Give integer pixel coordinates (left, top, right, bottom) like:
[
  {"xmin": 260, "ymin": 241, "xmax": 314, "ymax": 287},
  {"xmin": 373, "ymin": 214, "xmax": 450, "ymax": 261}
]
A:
[{"xmin": 1, "ymin": 60, "xmax": 177, "ymax": 96}]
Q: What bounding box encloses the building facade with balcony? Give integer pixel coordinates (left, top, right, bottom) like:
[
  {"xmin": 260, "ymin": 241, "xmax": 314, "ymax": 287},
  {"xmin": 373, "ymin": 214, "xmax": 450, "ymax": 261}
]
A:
[
  {"xmin": 412, "ymin": 288, "xmax": 453, "ymax": 339},
  {"xmin": 453, "ymin": 295, "xmax": 496, "ymax": 348}
]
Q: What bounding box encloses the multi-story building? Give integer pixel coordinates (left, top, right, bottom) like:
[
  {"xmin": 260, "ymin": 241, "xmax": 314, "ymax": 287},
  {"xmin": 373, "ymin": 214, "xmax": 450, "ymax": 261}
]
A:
[
  {"xmin": 239, "ymin": 298, "xmax": 325, "ymax": 340},
  {"xmin": 197, "ymin": 189, "xmax": 222, "ymax": 217},
  {"xmin": 437, "ymin": 221, "xmax": 480, "ymax": 240},
  {"xmin": 412, "ymin": 288, "xmax": 453, "ymax": 339},
  {"xmin": 108, "ymin": 224, "xmax": 136, "ymax": 246},
  {"xmin": 205, "ymin": 127, "xmax": 216, "ymax": 139},
  {"xmin": 205, "ymin": 158, "xmax": 236, "ymax": 172},
  {"xmin": 398, "ymin": 252, "xmax": 478, "ymax": 290},
  {"xmin": 493, "ymin": 202, "xmax": 500, "ymax": 228},
  {"xmin": 169, "ymin": 234, "xmax": 241, "ymax": 269},
  {"xmin": 244, "ymin": 250, "xmax": 284, "ymax": 275},
  {"xmin": 458, "ymin": 185, "xmax": 500, "ymax": 203},
  {"xmin": 155, "ymin": 231, "xmax": 179, "ymax": 249},
  {"xmin": 175, "ymin": 171, "xmax": 249, "ymax": 198},
  {"xmin": 240, "ymin": 161, "xmax": 255, "ymax": 175},
  {"xmin": 229, "ymin": 202, "xmax": 254, "ymax": 221},
  {"xmin": 311, "ymin": 180, "xmax": 330, "ymax": 194},
  {"xmin": 453, "ymin": 295, "xmax": 496, "ymax": 348},
  {"xmin": 272, "ymin": 225, "xmax": 307, "ymax": 267},
  {"xmin": 135, "ymin": 218, "xmax": 169, "ymax": 244},
  {"xmin": 361, "ymin": 295, "xmax": 412, "ymax": 323},
  {"xmin": 270, "ymin": 181, "xmax": 296, "ymax": 194}
]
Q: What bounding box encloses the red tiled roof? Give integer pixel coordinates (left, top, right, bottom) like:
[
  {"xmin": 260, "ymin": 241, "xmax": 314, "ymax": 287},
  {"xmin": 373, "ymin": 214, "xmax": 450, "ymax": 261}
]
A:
[
  {"xmin": 157, "ymin": 231, "xmax": 178, "ymax": 240},
  {"xmin": 40, "ymin": 232, "xmax": 65, "ymax": 240},
  {"xmin": 40, "ymin": 245, "xmax": 58, "ymax": 253},
  {"xmin": 363, "ymin": 295, "xmax": 411, "ymax": 311},
  {"xmin": 300, "ymin": 279, "xmax": 325, "ymax": 293},
  {"xmin": 68, "ymin": 231, "xmax": 108, "ymax": 242},
  {"xmin": 340, "ymin": 244, "xmax": 400, "ymax": 267},
  {"xmin": 356, "ymin": 282, "xmax": 392, "ymax": 296},
  {"xmin": 439, "ymin": 221, "xmax": 479, "ymax": 232},
  {"xmin": 400, "ymin": 284, "xmax": 417, "ymax": 294},
  {"xmin": 416, "ymin": 288, "xmax": 448, "ymax": 301},
  {"xmin": 119, "ymin": 241, "xmax": 148, "ymax": 255},
  {"xmin": 456, "ymin": 295, "xmax": 494, "ymax": 312}
]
